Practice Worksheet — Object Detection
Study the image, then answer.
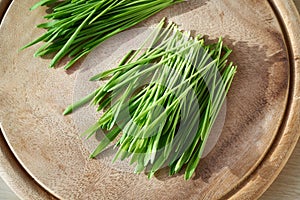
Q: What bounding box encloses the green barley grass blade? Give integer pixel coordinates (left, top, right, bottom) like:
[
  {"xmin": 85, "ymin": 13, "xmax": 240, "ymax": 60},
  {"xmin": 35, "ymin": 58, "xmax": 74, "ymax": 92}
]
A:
[
  {"xmin": 49, "ymin": 9, "xmax": 97, "ymax": 68},
  {"xmin": 25, "ymin": 0, "xmax": 184, "ymax": 69},
  {"xmin": 89, "ymin": 127, "xmax": 122, "ymax": 158},
  {"xmin": 30, "ymin": 0, "xmax": 58, "ymax": 11},
  {"xmin": 63, "ymin": 87, "xmax": 101, "ymax": 115},
  {"xmin": 89, "ymin": 50, "xmax": 134, "ymax": 81},
  {"xmin": 63, "ymin": 19, "xmax": 237, "ymax": 180}
]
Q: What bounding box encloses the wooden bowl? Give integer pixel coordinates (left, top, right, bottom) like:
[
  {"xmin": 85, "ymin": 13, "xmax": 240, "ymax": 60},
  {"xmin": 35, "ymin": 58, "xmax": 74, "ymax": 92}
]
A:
[{"xmin": 0, "ymin": 0, "xmax": 299, "ymax": 199}]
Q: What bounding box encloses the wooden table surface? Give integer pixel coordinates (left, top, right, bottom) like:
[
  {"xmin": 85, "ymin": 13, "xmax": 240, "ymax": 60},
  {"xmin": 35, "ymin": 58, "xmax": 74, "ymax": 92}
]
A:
[{"xmin": 0, "ymin": 1, "xmax": 299, "ymax": 199}]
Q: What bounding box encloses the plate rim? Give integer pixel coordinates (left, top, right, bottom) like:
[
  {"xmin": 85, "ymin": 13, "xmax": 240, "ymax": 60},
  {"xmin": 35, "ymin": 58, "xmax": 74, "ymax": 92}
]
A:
[{"xmin": 227, "ymin": 0, "xmax": 300, "ymax": 199}]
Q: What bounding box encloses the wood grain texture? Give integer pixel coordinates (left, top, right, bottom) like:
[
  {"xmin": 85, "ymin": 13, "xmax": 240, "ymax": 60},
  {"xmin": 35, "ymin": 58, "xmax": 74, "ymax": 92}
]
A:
[
  {"xmin": 0, "ymin": 176, "xmax": 19, "ymax": 200},
  {"xmin": 0, "ymin": 128, "xmax": 56, "ymax": 200},
  {"xmin": 0, "ymin": 0, "xmax": 299, "ymax": 200},
  {"xmin": 261, "ymin": 141, "xmax": 300, "ymax": 199},
  {"xmin": 229, "ymin": 0, "xmax": 300, "ymax": 199},
  {"xmin": 261, "ymin": 0, "xmax": 300, "ymax": 199},
  {"xmin": 0, "ymin": 1, "xmax": 56, "ymax": 199}
]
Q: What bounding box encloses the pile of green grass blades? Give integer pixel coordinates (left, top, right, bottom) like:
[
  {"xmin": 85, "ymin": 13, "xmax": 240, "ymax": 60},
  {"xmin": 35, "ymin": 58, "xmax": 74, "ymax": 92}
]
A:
[
  {"xmin": 64, "ymin": 19, "xmax": 237, "ymax": 180},
  {"xmin": 22, "ymin": 0, "xmax": 183, "ymax": 69}
]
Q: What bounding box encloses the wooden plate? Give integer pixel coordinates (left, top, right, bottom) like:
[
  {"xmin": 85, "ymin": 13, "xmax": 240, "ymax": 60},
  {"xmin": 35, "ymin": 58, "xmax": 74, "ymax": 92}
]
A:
[{"xmin": 0, "ymin": 0, "xmax": 299, "ymax": 199}]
